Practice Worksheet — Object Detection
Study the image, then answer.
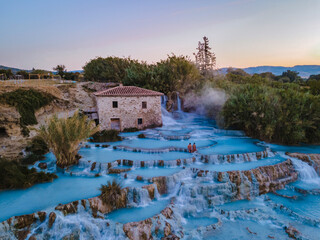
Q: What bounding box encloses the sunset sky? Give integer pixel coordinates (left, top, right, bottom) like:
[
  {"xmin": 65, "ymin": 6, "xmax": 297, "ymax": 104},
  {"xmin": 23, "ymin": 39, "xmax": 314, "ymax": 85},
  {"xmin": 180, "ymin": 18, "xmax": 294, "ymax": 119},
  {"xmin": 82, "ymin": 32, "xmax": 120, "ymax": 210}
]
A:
[{"xmin": 0, "ymin": 0, "xmax": 319, "ymax": 71}]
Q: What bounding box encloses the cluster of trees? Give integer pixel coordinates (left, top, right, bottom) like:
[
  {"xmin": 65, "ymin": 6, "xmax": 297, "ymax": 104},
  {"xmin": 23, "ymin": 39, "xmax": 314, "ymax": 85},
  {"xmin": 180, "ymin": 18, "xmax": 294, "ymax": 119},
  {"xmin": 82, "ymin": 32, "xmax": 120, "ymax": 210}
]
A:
[
  {"xmin": 0, "ymin": 69, "xmax": 13, "ymax": 79},
  {"xmin": 307, "ymin": 74, "xmax": 320, "ymax": 95},
  {"xmin": 53, "ymin": 65, "xmax": 81, "ymax": 80},
  {"xmin": 83, "ymin": 36, "xmax": 217, "ymax": 95},
  {"xmin": 83, "ymin": 55, "xmax": 201, "ymax": 95},
  {"xmin": 205, "ymin": 70, "xmax": 320, "ymax": 144}
]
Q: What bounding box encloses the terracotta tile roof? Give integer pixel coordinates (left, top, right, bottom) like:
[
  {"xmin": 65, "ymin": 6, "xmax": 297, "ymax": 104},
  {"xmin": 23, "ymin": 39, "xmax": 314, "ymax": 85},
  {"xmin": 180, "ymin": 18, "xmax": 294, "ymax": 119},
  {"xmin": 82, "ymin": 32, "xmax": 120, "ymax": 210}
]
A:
[{"xmin": 94, "ymin": 86, "xmax": 163, "ymax": 97}]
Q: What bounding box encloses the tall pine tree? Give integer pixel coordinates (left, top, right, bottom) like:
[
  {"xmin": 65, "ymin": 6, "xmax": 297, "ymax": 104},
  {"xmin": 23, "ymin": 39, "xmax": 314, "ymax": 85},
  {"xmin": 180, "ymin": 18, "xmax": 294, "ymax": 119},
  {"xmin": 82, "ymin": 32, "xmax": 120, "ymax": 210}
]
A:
[{"xmin": 194, "ymin": 36, "xmax": 216, "ymax": 75}]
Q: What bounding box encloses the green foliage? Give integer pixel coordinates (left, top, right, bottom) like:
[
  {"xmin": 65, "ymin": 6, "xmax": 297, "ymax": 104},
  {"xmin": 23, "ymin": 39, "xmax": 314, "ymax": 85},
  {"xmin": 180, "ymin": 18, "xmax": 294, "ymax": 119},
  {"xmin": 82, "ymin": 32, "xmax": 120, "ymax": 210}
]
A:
[
  {"xmin": 0, "ymin": 89, "xmax": 55, "ymax": 126},
  {"xmin": 99, "ymin": 179, "xmax": 124, "ymax": 209},
  {"xmin": 137, "ymin": 133, "xmax": 146, "ymax": 138},
  {"xmin": 83, "ymin": 55, "xmax": 201, "ymax": 95},
  {"xmin": 90, "ymin": 130, "xmax": 122, "ymax": 142},
  {"xmin": 0, "ymin": 69, "xmax": 13, "ymax": 79},
  {"xmin": 221, "ymin": 84, "xmax": 320, "ymax": 144},
  {"xmin": 154, "ymin": 54, "xmax": 201, "ymax": 94},
  {"xmin": 16, "ymin": 70, "xmax": 29, "ymax": 79},
  {"xmin": 278, "ymin": 70, "xmax": 302, "ymax": 83},
  {"xmin": 26, "ymin": 136, "xmax": 49, "ymax": 155},
  {"xmin": 194, "ymin": 36, "xmax": 216, "ymax": 75},
  {"xmin": 21, "ymin": 136, "xmax": 49, "ymax": 165},
  {"xmin": 83, "ymin": 57, "xmax": 134, "ymax": 82},
  {"xmin": 53, "ymin": 65, "xmax": 66, "ymax": 77},
  {"xmin": 309, "ymin": 74, "xmax": 320, "ymax": 81},
  {"xmin": 123, "ymin": 127, "xmax": 139, "ymax": 132},
  {"xmin": 0, "ymin": 159, "xmax": 57, "ymax": 190},
  {"xmin": 39, "ymin": 111, "xmax": 99, "ymax": 168},
  {"xmin": 307, "ymin": 79, "xmax": 320, "ymax": 95}
]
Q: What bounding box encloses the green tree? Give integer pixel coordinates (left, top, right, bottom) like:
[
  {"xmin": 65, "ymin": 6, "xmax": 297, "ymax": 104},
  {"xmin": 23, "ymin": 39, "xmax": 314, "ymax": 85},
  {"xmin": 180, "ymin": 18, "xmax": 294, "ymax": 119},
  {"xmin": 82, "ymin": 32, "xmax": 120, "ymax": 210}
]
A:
[
  {"xmin": 155, "ymin": 54, "xmax": 201, "ymax": 94},
  {"xmin": 278, "ymin": 70, "xmax": 302, "ymax": 83},
  {"xmin": 39, "ymin": 112, "xmax": 99, "ymax": 168},
  {"xmin": 16, "ymin": 70, "xmax": 29, "ymax": 79},
  {"xmin": 194, "ymin": 36, "xmax": 216, "ymax": 75},
  {"xmin": 53, "ymin": 65, "xmax": 66, "ymax": 78},
  {"xmin": 0, "ymin": 69, "xmax": 13, "ymax": 79},
  {"xmin": 83, "ymin": 57, "xmax": 134, "ymax": 82},
  {"xmin": 308, "ymin": 79, "xmax": 320, "ymax": 95}
]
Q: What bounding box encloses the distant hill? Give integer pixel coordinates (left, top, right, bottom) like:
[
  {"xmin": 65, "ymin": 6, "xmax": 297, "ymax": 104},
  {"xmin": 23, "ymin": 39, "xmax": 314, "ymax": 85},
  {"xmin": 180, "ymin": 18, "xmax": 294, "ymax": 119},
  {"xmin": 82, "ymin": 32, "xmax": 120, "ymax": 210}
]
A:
[
  {"xmin": 2, "ymin": 64, "xmax": 319, "ymax": 78},
  {"xmin": 220, "ymin": 65, "xmax": 320, "ymax": 78},
  {"xmin": 0, "ymin": 65, "xmax": 83, "ymax": 74},
  {"xmin": 0, "ymin": 65, "xmax": 28, "ymax": 74}
]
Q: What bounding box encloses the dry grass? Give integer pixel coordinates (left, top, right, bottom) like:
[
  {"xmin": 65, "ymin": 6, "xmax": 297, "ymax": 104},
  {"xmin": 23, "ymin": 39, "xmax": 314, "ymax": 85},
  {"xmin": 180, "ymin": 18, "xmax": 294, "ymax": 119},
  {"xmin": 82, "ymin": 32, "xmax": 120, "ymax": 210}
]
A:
[{"xmin": 0, "ymin": 79, "xmax": 76, "ymax": 99}]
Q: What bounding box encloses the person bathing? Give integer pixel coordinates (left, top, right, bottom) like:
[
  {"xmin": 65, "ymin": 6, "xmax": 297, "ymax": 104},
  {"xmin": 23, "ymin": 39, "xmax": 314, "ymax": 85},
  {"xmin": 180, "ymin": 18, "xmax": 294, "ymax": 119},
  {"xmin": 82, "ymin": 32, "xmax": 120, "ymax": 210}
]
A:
[
  {"xmin": 188, "ymin": 143, "xmax": 192, "ymax": 153},
  {"xmin": 192, "ymin": 143, "xmax": 197, "ymax": 153}
]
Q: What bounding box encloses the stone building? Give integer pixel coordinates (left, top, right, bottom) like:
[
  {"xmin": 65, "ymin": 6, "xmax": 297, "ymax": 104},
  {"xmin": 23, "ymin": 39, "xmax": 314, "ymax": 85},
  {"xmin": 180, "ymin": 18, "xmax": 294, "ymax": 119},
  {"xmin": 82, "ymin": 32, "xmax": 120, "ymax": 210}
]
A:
[{"xmin": 94, "ymin": 85, "xmax": 163, "ymax": 131}]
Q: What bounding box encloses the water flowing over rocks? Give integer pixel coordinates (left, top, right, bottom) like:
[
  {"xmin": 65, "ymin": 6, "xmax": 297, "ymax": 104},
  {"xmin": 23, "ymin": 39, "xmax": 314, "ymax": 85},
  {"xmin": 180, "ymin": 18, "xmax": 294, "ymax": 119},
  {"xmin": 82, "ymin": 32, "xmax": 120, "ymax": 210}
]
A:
[
  {"xmin": 122, "ymin": 205, "xmax": 181, "ymax": 240},
  {"xmin": 1, "ymin": 104, "xmax": 320, "ymax": 239},
  {"xmin": 287, "ymin": 153, "xmax": 320, "ymax": 174}
]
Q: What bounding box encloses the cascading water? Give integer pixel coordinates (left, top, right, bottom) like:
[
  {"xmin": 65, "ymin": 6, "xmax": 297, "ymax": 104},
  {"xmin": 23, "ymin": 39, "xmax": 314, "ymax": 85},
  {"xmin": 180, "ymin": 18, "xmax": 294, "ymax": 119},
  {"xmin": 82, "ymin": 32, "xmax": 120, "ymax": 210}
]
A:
[
  {"xmin": 176, "ymin": 92, "xmax": 182, "ymax": 112},
  {"xmin": 1, "ymin": 102, "xmax": 320, "ymax": 239},
  {"xmin": 285, "ymin": 153, "xmax": 320, "ymax": 186},
  {"xmin": 161, "ymin": 94, "xmax": 178, "ymax": 126}
]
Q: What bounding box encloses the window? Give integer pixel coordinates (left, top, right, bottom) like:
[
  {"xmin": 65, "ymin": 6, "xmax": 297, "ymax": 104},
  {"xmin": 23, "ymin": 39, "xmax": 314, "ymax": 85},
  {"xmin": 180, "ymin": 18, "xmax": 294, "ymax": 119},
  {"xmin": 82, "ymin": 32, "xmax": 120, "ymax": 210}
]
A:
[
  {"xmin": 142, "ymin": 101, "xmax": 147, "ymax": 109},
  {"xmin": 138, "ymin": 118, "xmax": 143, "ymax": 125},
  {"xmin": 112, "ymin": 101, "xmax": 118, "ymax": 108}
]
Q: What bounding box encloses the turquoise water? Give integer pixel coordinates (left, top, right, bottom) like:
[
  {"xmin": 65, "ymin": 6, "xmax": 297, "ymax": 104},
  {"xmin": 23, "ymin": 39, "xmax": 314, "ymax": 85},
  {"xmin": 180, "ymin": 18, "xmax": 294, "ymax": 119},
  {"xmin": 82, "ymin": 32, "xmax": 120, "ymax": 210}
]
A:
[
  {"xmin": 182, "ymin": 215, "xmax": 219, "ymax": 229},
  {"xmin": 1, "ymin": 105, "xmax": 320, "ymax": 239},
  {"xmin": 0, "ymin": 175, "xmax": 111, "ymax": 222},
  {"xmin": 78, "ymin": 148, "xmax": 193, "ymax": 163},
  {"xmin": 198, "ymin": 137, "xmax": 263, "ymax": 155},
  {"xmin": 269, "ymin": 191, "xmax": 320, "ymax": 220},
  {"xmin": 129, "ymin": 167, "xmax": 184, "ymax": 178},
  {"xmin": 190, "ymin": 155, "xmax": 286, "ymax": 172},
  {"xmin": 106, "ymin": 198, "xmax": 170, "ymax": 224},
  {"xmin": 115, "ymin": 138, "xmax": 216, "ymax": 149}
]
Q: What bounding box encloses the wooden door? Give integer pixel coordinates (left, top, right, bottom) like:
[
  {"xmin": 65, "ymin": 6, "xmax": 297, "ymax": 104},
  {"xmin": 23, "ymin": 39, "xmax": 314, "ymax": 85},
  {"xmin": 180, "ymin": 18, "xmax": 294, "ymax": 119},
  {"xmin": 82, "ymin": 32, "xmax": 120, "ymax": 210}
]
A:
[{"xmin": 110, "ymin": 118, "xmax": 121, "ymax": 130}]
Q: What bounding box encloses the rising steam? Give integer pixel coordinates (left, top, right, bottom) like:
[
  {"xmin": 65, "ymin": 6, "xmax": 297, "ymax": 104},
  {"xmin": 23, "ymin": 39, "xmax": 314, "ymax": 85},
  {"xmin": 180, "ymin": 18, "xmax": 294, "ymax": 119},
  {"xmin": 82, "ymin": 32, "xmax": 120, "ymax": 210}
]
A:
[{"xmin": 184, "ymin": 86, "xmax": 228, "ymax": 118}]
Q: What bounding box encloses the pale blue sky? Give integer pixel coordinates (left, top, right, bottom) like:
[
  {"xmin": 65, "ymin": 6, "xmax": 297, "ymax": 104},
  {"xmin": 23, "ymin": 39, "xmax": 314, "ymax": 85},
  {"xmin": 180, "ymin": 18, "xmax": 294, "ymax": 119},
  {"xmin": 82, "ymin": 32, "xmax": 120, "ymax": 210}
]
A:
[{"xmin": 0, "ymin": 0, "xmax": 319, "ymax": 70}]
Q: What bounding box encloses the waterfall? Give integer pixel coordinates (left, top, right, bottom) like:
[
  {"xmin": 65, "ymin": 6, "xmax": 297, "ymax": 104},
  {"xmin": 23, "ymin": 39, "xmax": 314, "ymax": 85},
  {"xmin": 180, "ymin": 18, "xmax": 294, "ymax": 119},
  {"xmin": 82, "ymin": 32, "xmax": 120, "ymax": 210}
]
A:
[
  {"xmin": 161, "ymin": 95, "xmax": 178, "ymax": 126},
  {"xmin": 176, "ymin": 92, "xmax": 182, "ymax": 112},
  {"xmin": 285, "ymin": 153, "xmax": 320, "ymax": 186}
]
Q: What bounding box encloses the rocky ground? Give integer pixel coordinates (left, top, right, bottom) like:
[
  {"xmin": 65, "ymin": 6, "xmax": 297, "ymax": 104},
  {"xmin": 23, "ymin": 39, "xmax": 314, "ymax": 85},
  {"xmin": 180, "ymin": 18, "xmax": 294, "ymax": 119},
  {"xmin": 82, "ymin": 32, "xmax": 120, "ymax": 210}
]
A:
[{"xmin": 0, "ymin": 81, "xmax": 108, "ymax": 160}]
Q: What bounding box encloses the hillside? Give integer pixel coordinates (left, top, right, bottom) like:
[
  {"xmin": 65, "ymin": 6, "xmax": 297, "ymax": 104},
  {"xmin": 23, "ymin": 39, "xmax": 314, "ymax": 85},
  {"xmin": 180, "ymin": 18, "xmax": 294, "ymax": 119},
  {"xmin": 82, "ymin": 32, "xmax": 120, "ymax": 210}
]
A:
[{"xmin": 0, "ymin": 65, "xmax": 28, "ymax": 74}]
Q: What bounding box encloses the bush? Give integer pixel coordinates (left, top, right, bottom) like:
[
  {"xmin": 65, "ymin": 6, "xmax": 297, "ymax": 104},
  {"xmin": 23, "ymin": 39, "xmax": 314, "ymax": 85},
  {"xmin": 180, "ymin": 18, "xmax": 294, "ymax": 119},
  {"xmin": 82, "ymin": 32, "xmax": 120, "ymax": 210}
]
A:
[
  {"xmin": 221, "ymin": 84, "xmax": 320, "ymax": 144},
  {"xmin": 99, "ymin": 180, "xmax": 124, "ymax": 209},
  {"xmin": 90, "ymin": 130, "xmax": 122, "ymax": 142},
  {"xmin": 123, "ymin": 127, "xmax": 139, "ymax": 132},
  {"xmin": 21, "ymin": 136, "xmax": 49, "ymax": 165},
  {"xmin": 0, "ymin": 89, "xmax": 55, "ymax": 126},
  {"xmin": 137, "ymin": 133, "xmax": 146, "ymax": 138},
  {"xmin": 0, "ymin": 159, "xmax": 57, "ymax": 190},
  {"xmin": 39, "ymin": 112, "xmax": 98, "ymax": 168},
  {"xmin": 25, "ymin": 136, "xmax": 49, "ymax": 156}
]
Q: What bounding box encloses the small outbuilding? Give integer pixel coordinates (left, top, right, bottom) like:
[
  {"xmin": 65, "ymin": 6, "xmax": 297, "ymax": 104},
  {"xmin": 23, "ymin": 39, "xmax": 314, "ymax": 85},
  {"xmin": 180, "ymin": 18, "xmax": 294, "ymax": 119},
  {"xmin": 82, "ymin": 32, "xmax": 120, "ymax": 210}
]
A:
[{"xmin": 94, "ymin": 85, "xmax": 163, "ymax": 131}]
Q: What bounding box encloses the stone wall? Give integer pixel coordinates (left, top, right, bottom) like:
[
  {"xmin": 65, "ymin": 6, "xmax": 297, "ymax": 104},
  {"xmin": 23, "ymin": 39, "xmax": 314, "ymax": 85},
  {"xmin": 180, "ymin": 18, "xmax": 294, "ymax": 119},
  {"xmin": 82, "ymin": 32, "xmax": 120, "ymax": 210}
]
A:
[{"xmin": 96, "ymin": 95, "xmax": 162, "ymax": 130}]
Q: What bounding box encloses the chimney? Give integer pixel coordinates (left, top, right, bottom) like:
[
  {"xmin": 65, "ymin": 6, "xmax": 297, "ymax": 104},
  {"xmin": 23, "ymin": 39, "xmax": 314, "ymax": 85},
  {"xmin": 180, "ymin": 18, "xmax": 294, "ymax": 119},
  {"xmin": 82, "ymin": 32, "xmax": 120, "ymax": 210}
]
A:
[{"xmin": 119, "ymin": 83, "xmax": 123, "ymax": 87}]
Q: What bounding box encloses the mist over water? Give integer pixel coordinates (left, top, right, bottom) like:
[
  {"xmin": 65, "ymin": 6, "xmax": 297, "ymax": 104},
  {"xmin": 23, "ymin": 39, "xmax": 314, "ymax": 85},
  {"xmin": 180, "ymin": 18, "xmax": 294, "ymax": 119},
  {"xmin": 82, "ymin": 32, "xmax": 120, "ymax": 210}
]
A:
[{"xmin": 184, "ymin": 86, "xmax": 227, "ymax": 117}]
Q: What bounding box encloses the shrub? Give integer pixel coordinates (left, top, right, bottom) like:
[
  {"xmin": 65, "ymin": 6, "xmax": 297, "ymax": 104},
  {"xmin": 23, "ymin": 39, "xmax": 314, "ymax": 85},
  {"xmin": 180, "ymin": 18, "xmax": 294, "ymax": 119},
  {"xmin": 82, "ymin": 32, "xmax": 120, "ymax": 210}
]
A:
[
  {"xmin": 99, "ymin": 180, "xmax": 124, "ymax": 209},
  {"xmin": 0, "ymin": 89, "xmax": 55, "ymax": 126},
  {"xmin": 39, "ymin": 111, "xmax": 99, "ymax": 168},
  {"xmin": 25, "ymin": 136, "xmax": 49, "ymax": 155},
  {"xmin": 137, "ymin": 133, "xmax": 146, "ymax": 138},
  {"xmin": 123, "ymin": 127, "xmax": 139, "ymax": 132},
  {"xmin": 0, "ymin": 159, "xmax": 57, "ymax": 190},
  {"xmin": 21, "ymin": 136, "xmax": 49, "ymax": 165},
  {"xmin": 222, "ymin": 84, "xmax": 320, "ymax": 144},
  {"xmin": 90, "ymin": 130, "xmax": 122, "ymax": 142}
]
